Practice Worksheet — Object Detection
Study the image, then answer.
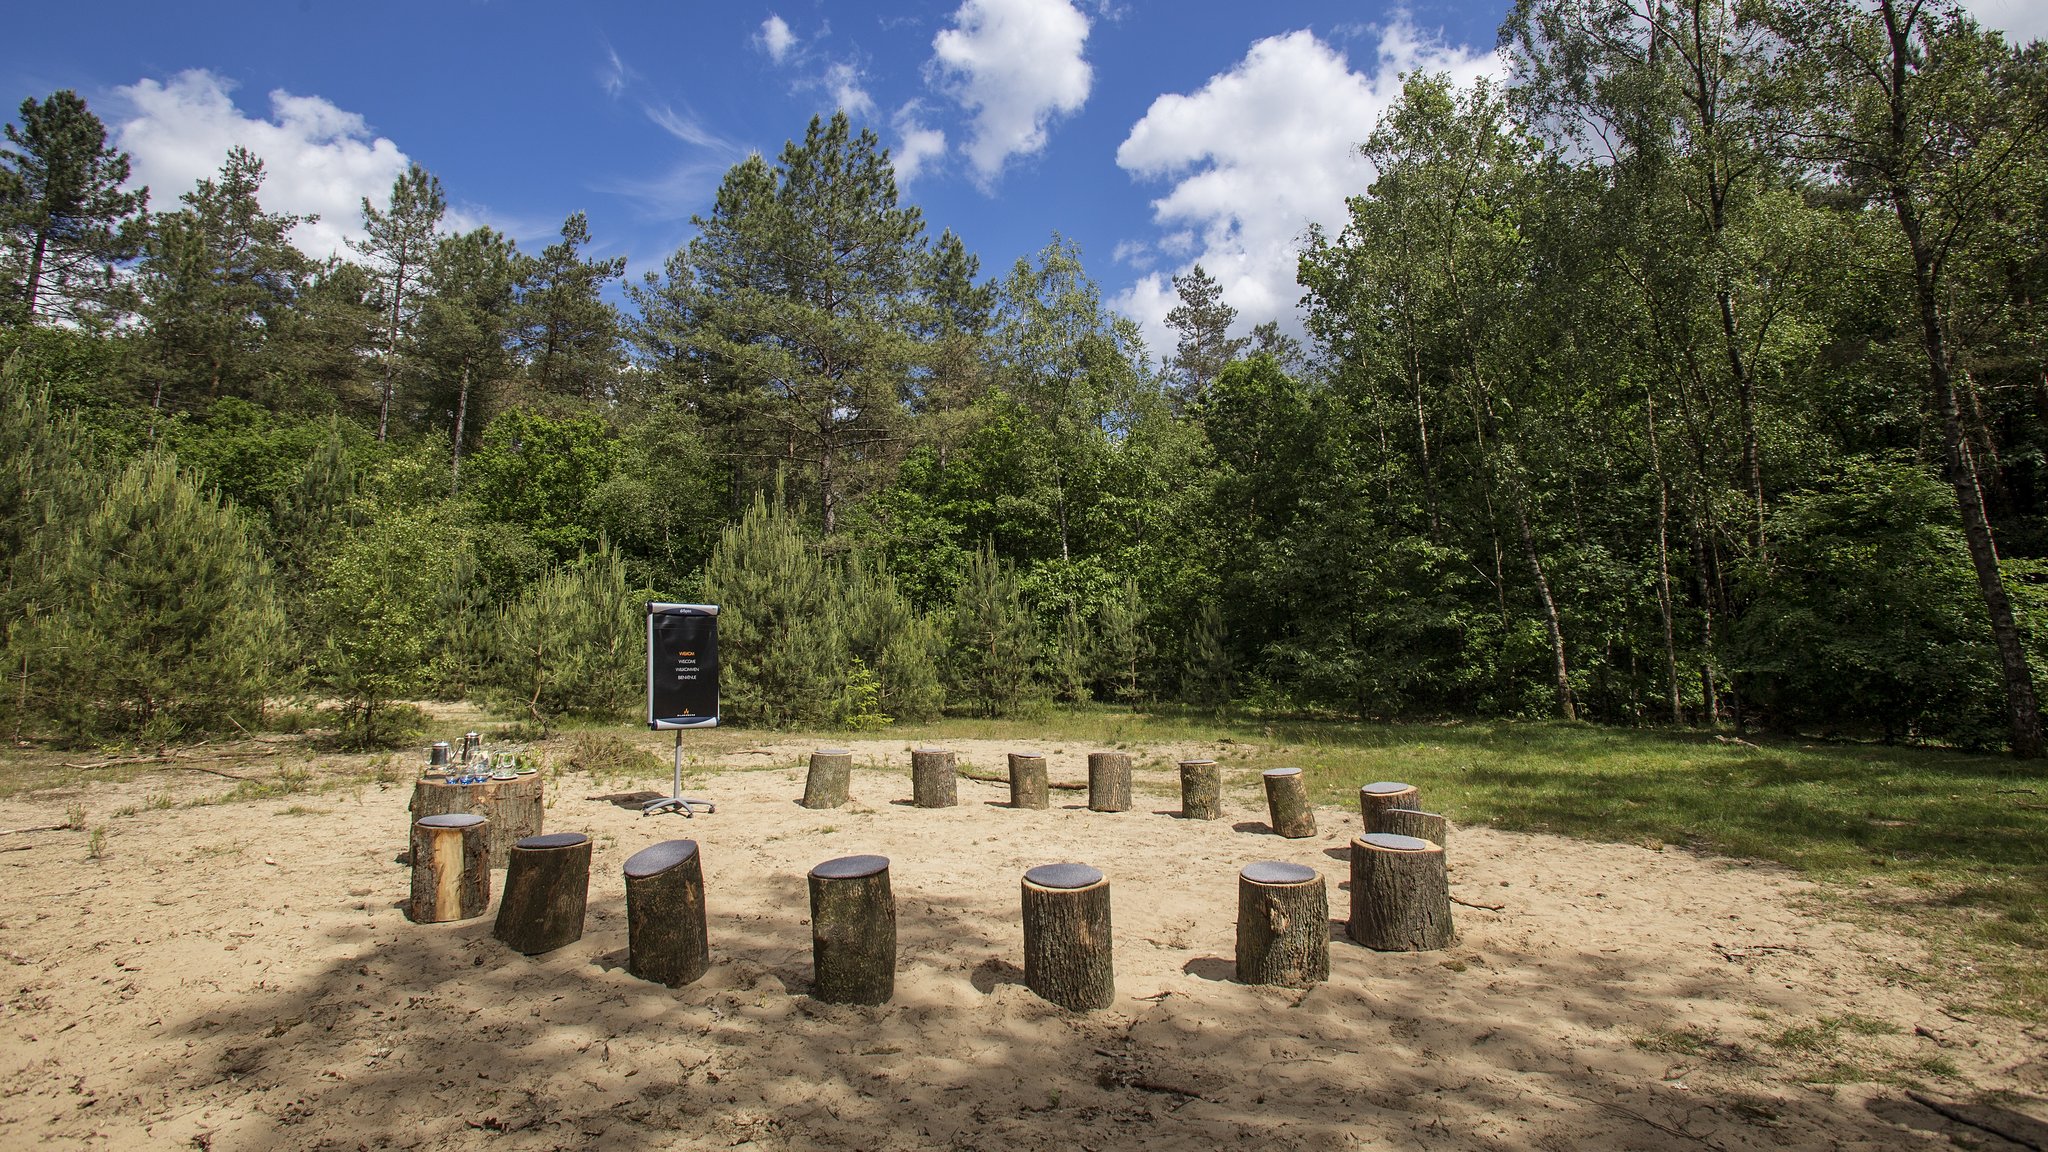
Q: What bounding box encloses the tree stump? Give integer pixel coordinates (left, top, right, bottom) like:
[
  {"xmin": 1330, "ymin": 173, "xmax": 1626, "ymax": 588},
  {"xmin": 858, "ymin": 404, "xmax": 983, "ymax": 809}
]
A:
[
  {"xmin": 808, "ymin": 854, "xmax": 895, "ymax": 1005},
  {"xmin": 407, "ymin": 813, "xmax": 490, "ymax": 924},
  {"xmin": 1347, "ymin": 833, "xmax": 1454, "ymax": 952},
  {"xmin": 1263, "ymin": 767, "xmax": 1317, "ymax": 838},
  {"xmin": 1008, "ymin": 751, "xmax": 1049, "ymax": 810},
  {"xmin": 493, "ymin": 832, "xmax": 592, "ymax": 955},
  {"xmin": 409, "ymin": 775, "xmax": 542, "ymax": 868},
  {"xmin": 624, "ymin": 839, "xmax": 709, "ymax": 988},
  {"xmin": 1180, "ymin": 759, "xmax": 1222, "ymax": 819},
  {"xmin": 1235, "ymin": 861, "xmax": 1329, "ymax": 987},
  {"xmin": 1021, "ymin": 863, "xmax": 1114, "ymax": 1011},
  {"xmin": 1358, "ymin": 781, "xmax": 1420, "ymax": 828},
  {"xmin": 802, "ymin": 748, "xmax": 852, "ymax": 809},
  {"xmin": 1087, "ymin": 751, "xmax": 1132, "ymax": 812},
  {"xmin": 911, "ymin": 748, "xmax": 957, "ymax": 808},
  {"xmin": 1369, "ymin": 807, "xmax": 1449, "ymax": 846}
]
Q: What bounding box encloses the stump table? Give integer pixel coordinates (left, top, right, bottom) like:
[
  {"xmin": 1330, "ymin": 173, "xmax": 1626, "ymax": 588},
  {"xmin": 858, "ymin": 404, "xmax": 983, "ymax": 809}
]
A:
[
  {"xmin": 1008, "ymin": 752, "xmax": 1049, "ymax": 810},
  {"xmin": 1235, "ymin": 861, "xmax": 1328, "ymax": 987},
  {"xmin": 809, "ymin": 854, "xmax": 895, "ymax": 1005},
  {"xmin": 1022, "ymin": 863, "xmax": 1113, "ymax": 1011},
  {"xmin": 407, "ymin": 813, "xmax": 491, "ymax": 923},
  {"xmin": 911, "ymin": 748, "xmax": 957, "ymax": 808},
  {"xmin": 625, "ymin": 839, "xmax": 709, "ymax": 987},
  {"xmin": 802, "ymin": 749, "xmax": 853, "ymax": 809},
  {"xmin": 1347, "ymin": 832, "xmax": 1453, "ymax": 952},
  {"xmin": 494, "ymin": 832, "xmax": 592, "ymax": 955},
  {"xmin": 410, "ymin": 774, "xmax": 542, "ymax": 869},
  {"xmin": 1262, "ymin": 767, "xmax": 1317, "ymax": 838},
  {"xmin": 1087, "ymin": 751, "xmax": 1132, "ymax": 813},
  {"xmin": 1180, "ymin": 759, "xmax": 1221, "ymax": 820}
]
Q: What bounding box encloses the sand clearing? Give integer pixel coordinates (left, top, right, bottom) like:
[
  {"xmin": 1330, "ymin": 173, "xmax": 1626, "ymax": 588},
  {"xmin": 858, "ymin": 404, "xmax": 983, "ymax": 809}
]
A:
[{"xmin": 2, "ymin": 738, "xmax": 2044, "ymax": 1150}]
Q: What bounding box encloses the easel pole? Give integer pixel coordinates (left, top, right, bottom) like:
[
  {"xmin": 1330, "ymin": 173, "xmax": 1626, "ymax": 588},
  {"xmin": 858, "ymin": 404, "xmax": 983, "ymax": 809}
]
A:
[{"xmin": 642, "ymin": 727, "xmax": 716, "ymax": 817}]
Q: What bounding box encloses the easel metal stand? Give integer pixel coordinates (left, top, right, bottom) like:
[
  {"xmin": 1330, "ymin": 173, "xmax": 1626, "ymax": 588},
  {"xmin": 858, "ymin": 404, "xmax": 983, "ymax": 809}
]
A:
[{"xmin": 644, "ymin": 730, "xmax": 716, "ymax": 817}]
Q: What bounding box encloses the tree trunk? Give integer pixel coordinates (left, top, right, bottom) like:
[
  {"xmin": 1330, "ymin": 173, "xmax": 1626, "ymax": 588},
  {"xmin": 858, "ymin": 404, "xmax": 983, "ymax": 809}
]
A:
[
  {"xmin": 24, "ymin": 232, "xmax": 47, "ymax": 321},
  {"xmin": 1021, "ymin": 864, "xmax": 1113, "ymax": 1011},
  {"xmin": 1368, "ymin": 807, "xmax": 1448, "ymax": 847},
  {"xmin": 1347, "ymin": 833, "xmax": 1453, "ymax": 952},
  {"xmin": 1179, "ymin": 759, "xmax": 1221, "ymax": 820},
  {"xmin": 1516, "ymin": 503, "xmax": 1576, "ymax": 720},
  {"xmin": 493, "ymin": 833, "xmax": 592, "ymax": 955},
  {"xmin": 407, "ymin": 813, "xmax": 490, "ymax": 923},
  {"xmin": 802, "ymin": 748, "xmax": 852, "ymax": 809},
  {"xmin": 410, "ymin": 776, "xmax": 543, "ymax": 869},
  {"xmin": 911, "ymin": 747, "xmax": 957, "ymax": 808},
  {"xmin": 1648, "ymin": 393, "xmax": 1685, "ymax": 725},
  {"xmin": 450, "ymin": 366, "xmax": 470, "ymax": 494},
  {"xmin": 808, "ymin": 854, "xmax": 895, "ymax": 1005},
  {"xmin": 1357, "ymin": 781, "xmax": 1419, "ymax": 827},
  {"xmin": 1234, "ymin": 861, "xmax": 1328, "ymax": 987},
  {"xmin": 625, "ymin": 839, "xmax": 709, "ymax": 988},
  {"xmin": 1008, "ymin": 751, "xmax": 1048, "ymax": 810},
  {"xmin": 1087, "ymin": 751, "xmax": 1131, "ymax": 813},
  {"xmin": 1261, "ymin": 768, "xmax": 1316, "ymax": 838}
]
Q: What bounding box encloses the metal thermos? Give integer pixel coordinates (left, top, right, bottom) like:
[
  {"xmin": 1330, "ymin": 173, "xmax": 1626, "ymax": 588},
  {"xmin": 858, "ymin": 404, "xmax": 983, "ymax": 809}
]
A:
[{"xmin": 429, "ymin": 741, "xmax": 451, "ymax": 767}]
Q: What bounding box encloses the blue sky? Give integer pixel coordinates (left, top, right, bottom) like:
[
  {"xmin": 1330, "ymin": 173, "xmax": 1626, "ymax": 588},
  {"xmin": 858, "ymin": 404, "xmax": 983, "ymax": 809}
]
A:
[{"xmin": 6, "ymin": 1, "xmax": 2043, "ymax": 359}]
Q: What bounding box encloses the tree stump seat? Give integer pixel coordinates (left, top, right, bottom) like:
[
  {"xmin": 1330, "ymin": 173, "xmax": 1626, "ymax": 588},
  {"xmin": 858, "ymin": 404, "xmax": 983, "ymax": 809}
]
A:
[
  {"xmin": 407, "ymin": 813, "xmax": 490, "ymax": 924},
  {"xmin": 809, "ymin": 854, "xmax": 895, "ymax": 1005},
  {"xmin": 1235, "ymin": 860, "xmax": 1328, "ymax": 987},
  {"xmin": 1021, "ymin": 862, "xmax": 1113, "ymax": 1011},
  {"xmin": 1369, "ymin": 807, "xmax": 1449, "ymax": 846},
  {"xmin": 1262, "ymin": 767, "xmax": 1316, "ymax": 838},
  {"xmin": 911, "ymin": 748, "xmax": 957, "ymax": 808},
  {"xmin": 493, "ymin": 832, "xmax": 592, "ymax": 955},
  {"xmin": 1347, "ymin": 832, "xmax": 1453, "ymax": 952},
  {"xmin": 802, "ymin": 749, "xmax": 852, "ymax": 809},
  {"xmin": 1087, "ymin": 751, "xmax": 1132, "ymax": 812},
  {"xmin": 1358, "ymin": 781, "xmax": 1420, "ymax": 828},
  {"xmin": 1008, "ymin": 752, "xmax": 1049, "ymax": 810},
  {"xmin": 1180, "ymin": 759, "xmax": 1221, "ymax": 819},
  {"xmin": 624, "ymin": 839, "xmax": 708, "ymax": 987}
]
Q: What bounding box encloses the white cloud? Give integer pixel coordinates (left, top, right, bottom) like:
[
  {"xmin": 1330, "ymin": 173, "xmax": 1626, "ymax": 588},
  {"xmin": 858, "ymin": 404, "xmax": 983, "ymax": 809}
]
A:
[
  {"xmin": 930, "ymin": 0, "xmax": 1092, "ymax": 186},
  {"xmin": 760, "ymin": 15, "xmax": 797, "ymax": 63},
  {"xmin": 891, "ymin": 104, "xmax": 948, "ymax": 185},
  {"xmin": 646, "ymin": 103, "xmax": 739, "ymax": 153},
  {"xmin": 824, "ymin": 62, "xmax": 876, "ymax": 118},
  {"xmin": 1110, "ymin": 25, "xmax": 1500, "ymax": 355},
  {"xmin": 1960, "ymin": 0, "xmax": 2048, "ymax": 45},
  {"xmin": 599, "ymin": 41, "xmax": 636, "ymax": 97},
  {"xmin": 113, "ymin": 69, "xmax": 410, "ymax": 262}
]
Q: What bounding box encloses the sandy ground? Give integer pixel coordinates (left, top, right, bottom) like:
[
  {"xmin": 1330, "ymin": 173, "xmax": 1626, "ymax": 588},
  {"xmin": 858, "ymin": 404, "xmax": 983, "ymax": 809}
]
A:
[{"xmin": 3, "ymin": 737, "xmax": 2047, "ymax": 1152}]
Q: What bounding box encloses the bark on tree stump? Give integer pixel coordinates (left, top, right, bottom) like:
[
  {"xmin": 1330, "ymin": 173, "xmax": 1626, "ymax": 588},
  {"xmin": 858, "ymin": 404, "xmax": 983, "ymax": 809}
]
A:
[
  {"xmin": 1008, "ymin": 752, "xmax": 1049, "ymax": 810},
  {"xmin": 802, "ymin": 748, "xmax": 853, "ymax": 809},
  {"xmin": 1087, "ymin": 751, "xmax": 1132, "ymax": 812},
  {"xmin": 1358, "ymin": 781, "xmax": 1421, "ymax": 828},
  {"xmin": 1235, "ymin": 861, "xmax": 1329, "ymax": 987},
  {"xmin": 1369, "ymin": 807, "xmax": 1449, "ymax": 846},
  {"xmin": 1347, "ymin": 833, "xmax": 1454, "ymax": 952},
  {"xmin": 409, "ymin": 775, "xmax": 542, "ymax": 869},
  {"xmin": 407, "ymin": 813, "xmax": 490, "ymax": 924},
  {"xmin": 1021, "ymin": 863, "xmax": 1114, "ymax": 1011},
  {"xmin": 624, "ymin": 839, "xmax": 709, "ymax": 988},
  {"xmin": 808, "ymin": 854, "xmax": 895, "ymax": 1005},
  {"xmin": 911, "ymin": 748, "xmax": 957, "ymax": 808},
  {"xmin": 1263, "ymin": 767, "xmax": 1317, "ymax": 838},
  {"xmin": 493, "ymin": 832, "xmax": 592, "ymax": 955},
  {"xmin": 1180, "ymin": 759, "xmax": 1222, "ymax": 820}
]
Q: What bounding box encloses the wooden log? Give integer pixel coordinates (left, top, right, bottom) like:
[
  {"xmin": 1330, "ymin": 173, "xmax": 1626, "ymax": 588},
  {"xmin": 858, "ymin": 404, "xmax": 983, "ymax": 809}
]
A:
[
  {"xmin": 1262, "ymin": 767, "xmax": 1317, "ymax": 838},
  {"xmin": 493, "ymin": 832, "xmax": 592, "ymax": 955},
  {"xmin": 1358, "ymin": 781, "xmax": 1420, "ymax": 828},
  {"xmin": 1021, "ymin": 863, "xmax": 1114, "ymax": 1011},
  {"xmin": 1234, "ymin": 861, "xmax": 1328, "ymax": 987},
  {"xmin": 1008, "ymin": 751, "xmax": 1049, "ymax": 810},
  {"xmin": 624, "ymin": 839, "xmax": 709, "ymax": 988},
  {"xmin": 1180, "ymin": 759, "xmax": 1222, "ymax": 820},
  {"xmin": 1347, "ymin": 833, "xmax": 1454, "ymax": 952},
  {"xmin": 407, "ymin": 813, "xmax": 490, "ymax": 923},
  {"xmin": 808, "ymin": 854, "xmax": 895, "ymax": 1005},
  {"xmin": 410, "ymin": 775, "xmax": 542, "ymax": 868},
  {"xmin": 802, "ymin": 748, "xmax": 852, "ymax": 809},
  {"xmin": 1087, "ymin": 751, "xmax": 1132, "ymax": 813},
  {"xmin": 1369, "ymin": 807, "xmax": 1449, "ymax": 846},
  {"xmin": 911, "ymin": 747, "xmax": 957, "ymax": 808}
]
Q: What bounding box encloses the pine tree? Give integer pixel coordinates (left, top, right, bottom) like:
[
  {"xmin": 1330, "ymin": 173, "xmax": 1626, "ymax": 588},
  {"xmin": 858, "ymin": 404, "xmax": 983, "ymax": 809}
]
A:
[
  {"xmin": 1164, "ymin": 263, "xmax": 1247, "ymax": 404},
  {"xmin": 0, "ymin": 90, "xmax": 149, "ymax": 328},
  {"xmin": 308, "ymin": 505, "xmax": 444, "ymax": 744},
  {"xmin": 1090, "ymin": 577, "xmax": 1152, "ymax": 704},
  {"xmin": 840, "ymin": 553, "xmax": 945, "ymax": 721},
  {"xmin": 353, "ymin": 163, "xmax": 446, "ymax": 440},
  {"xmin": 943, "ymin": 541, "xmax": 1044, "ymax": 716},
  {"xmin": 514, "ymin": 211, "xmax": 624, "ymax": 402},
  {"xmin": 700, "ymin": 493, "xmax": 847, "ymax": 726},
  {"xmin": 488, "ymin": 541, "xmax": 641, "ymax": 726}
]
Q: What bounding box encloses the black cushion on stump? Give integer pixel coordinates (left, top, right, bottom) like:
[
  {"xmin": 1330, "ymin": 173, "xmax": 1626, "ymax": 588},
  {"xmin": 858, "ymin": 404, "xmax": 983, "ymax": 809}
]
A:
[
  {"xmin": 515, "ymin": 832, "xmax": 588, "ymax": 851},
  {"xmin": 1359, "ymin": 832, "xmax": 1432, "ymax": 852},
  {"xmin": 624, "ymin": 839, "xmax": 699, "ymax": 879},
  {"xmin": 1240, "ymin": 860, "xmax": 1317, "ymax": 885},
  {"xmin": 811, "ymin": 854, "xmax": 890, "ymax": 880},
  {"xmin": 1361, "ymin": 781, "xmax": 1409, "ymax": 795},
  {"xmin": 1025, "ymin": 862, "xmax": 1104, "ymax": 889},
  {"xmin": 1262, "ymin": 767, "xmax": 1302, "ymax": 778},
  {"xmin": 417, "ymin": 813, "xmax": 486, "ymax": 830}
]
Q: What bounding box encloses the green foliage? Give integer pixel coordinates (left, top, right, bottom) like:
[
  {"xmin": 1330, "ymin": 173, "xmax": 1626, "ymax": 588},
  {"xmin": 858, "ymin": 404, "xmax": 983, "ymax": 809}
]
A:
[
  {"xmin": 306, "ymin": 505, "xmax": 450, "ymax": 745},
  {"xmin": 0, "ymin": 89, "xmax": 147, "ymax": 328},
  {"xmin": 461, "ymin": 408, "xmax": 622, "ymax": 560},
  {"xmin": 700, "ymin": 494, "xmax": 846, "ymax": 727},
  {"xmin": 944, "ymin": 542, "xmax": 1046, "ymax": 717},
  {"xmin": 514, "ymin": 211, "xmax": 623, "ymax": 402},
  {"xmin": 487, "ymin": 541, "xmax": 642, "ymax": 725}
]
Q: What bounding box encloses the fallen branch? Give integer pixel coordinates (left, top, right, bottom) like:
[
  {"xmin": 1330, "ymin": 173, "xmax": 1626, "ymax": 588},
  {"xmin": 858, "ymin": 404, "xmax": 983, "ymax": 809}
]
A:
[
  {"xmin": 1906, "ymin": 1090, "xmax": 2048, "ymax": 1151},
  {"xmin": 1451, "ymin": 896, "xmax": 1506, "ymax": 912},
  {"xmin": 1131, "ymin": 1078, "xmax": 1211, "ymax": 1102},
  {"xmin": 1711, "ymin": 943, "xmax": 1808, "ymax": 963},
  {"xmin": 1567, "ymin": 1093, "xmax": 1725, "ymax": 1150},
  {"xmin": 958, "ymin": 770, "xmax": 1086, "ymax": 791},
  {"xmin": 0, "ymin": 823, "xmax": 73, "ymax": 837}
]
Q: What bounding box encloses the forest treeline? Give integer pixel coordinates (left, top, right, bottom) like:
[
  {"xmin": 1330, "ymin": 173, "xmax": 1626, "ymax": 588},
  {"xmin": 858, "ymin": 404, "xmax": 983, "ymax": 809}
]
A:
[{"xmin": 3, "ymin": 0, "xmax": 2046, "ymax": 752}]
